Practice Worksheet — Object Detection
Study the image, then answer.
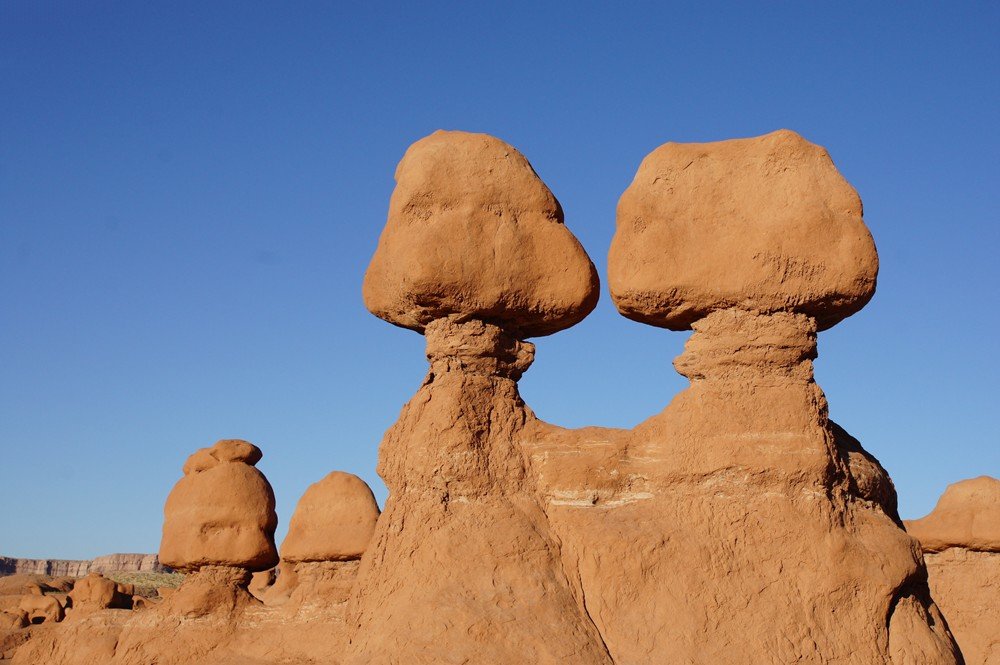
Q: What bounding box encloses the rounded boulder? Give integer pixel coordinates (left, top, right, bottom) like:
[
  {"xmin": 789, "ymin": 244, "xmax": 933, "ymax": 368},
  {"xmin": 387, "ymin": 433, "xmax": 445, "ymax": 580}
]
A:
[
  {"xmin": 160, "ymin": 439, "xmax": 279, "ymax": 572},
  {"xmin": 281, "ymin": 471, "xmax": 380, "ymax": 563},
  {"xmin": 609, "ymin": 129, "xmax": 878, "ymax": 330},
  {"xmin": 363, "ymin": 130, "xmax": 599, "ymax": 338}
]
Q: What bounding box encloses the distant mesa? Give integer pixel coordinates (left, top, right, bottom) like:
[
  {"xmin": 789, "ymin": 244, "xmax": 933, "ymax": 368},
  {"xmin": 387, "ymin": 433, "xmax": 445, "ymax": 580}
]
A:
[{"xmin": 0, "ymin": 553, "xmax": 168, "ymax": 578}]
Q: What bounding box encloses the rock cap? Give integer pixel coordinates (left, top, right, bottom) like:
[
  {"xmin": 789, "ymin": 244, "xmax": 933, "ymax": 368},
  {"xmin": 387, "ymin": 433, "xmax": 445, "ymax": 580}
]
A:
[
  {"xmin": 609, "ymin": 129, "xmax": 878, "ymax": 330},
  {"xmin": 363, "ymin": 130, "xmax": 599, "ymax": 338}
]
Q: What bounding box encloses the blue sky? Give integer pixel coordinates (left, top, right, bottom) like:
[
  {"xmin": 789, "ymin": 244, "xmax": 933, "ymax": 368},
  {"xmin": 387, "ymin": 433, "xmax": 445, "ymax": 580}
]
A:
[{"xmin": 1, "ymin": 2, "xmax": 997, "ymax": 559}]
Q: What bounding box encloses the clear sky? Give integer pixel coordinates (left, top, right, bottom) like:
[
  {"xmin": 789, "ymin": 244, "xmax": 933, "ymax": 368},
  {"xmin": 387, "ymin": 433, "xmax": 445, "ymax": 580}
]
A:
[{"xmin": 1, "ymin": 2, "xmax": 997, "ymax": 559}]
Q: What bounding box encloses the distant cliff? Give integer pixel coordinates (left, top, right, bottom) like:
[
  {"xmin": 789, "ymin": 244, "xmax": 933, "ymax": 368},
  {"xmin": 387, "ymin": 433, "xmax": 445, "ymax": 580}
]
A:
[{"xmin": 0, "ymin": 553, "xmax": 169, "ymax": 577}]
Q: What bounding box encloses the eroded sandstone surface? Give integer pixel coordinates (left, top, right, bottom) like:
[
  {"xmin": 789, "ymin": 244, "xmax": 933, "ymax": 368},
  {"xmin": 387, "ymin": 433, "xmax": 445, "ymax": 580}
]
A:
[{"xmin": 3, "ymin": 129, "xmax": 975, "ymax": 664}]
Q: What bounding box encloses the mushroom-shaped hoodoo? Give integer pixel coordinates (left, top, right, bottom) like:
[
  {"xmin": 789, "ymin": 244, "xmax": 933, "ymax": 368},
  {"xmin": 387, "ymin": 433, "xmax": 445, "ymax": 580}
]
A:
[{"xmin": 158, "ymin": 439, "xmax": 278, "ymax": 616}]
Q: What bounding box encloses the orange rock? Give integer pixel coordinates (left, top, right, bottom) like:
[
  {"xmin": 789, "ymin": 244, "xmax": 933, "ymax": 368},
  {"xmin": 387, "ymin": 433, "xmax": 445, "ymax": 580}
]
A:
[
  {"xmin": 4, "ymin": 131, "xmax": 967, "ymax": 665},
  {"xmin": 350, "ymin": 133, "xmax": 609, "ymax": 662},
  {"xmin": 609, "ymin": 129, "xmax": 878, "ymax": 331},
  {"xmin": 247, "ymin": 568, "xmax": 275, "ymax": 600},
  {"xmin": 160, "ymin": 439, "xmax": 278, "ymax": 572},
  {"xmin": 67, "ymin": 573, "xmax": 118, "ymax": 616},
  {"xmin": 363, "ymin": 130, "xmax": 599, "ymax": 338},
  {"xmin": 281, "ymin": 471, "xmax": 380, "ymax": 563},
  {"xmin": 158, "ymin": 565, "xmax": 254, "ymax": 618},
  {"xmin": 18, "ymin": 594, "xmax": 62, "ymax": 624},
  {"xmin": 906, "ymin": 477, "xmax": 1000, "ymax": 664},
  {"xmin": 0, "ymin": 610, "xmax": 27, "ymax": 631},
  {"xmin": 0, "ymin": 611, "xmax": 30, "ymax": 662},
  {"xmin": 345, "ymin": 318, "xmax": 613, "ymax": 664},
  {"xmin": 257, "ymin": 560, "xmax": 297, "ymax": 606},
  {"xmin": 131, "ymin": 596, "xmax": 158, "ymax": 610},
  {"xmin": 906, "ymin": 476, "xmax": 1000, "ymax": 553}
]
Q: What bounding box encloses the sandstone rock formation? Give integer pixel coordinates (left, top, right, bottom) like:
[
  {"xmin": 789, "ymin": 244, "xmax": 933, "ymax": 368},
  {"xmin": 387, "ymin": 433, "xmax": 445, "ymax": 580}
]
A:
[
  {"xmin": 66, "ymin": 573, "xmax": 130, "ymax": 617},
  {"xmin": 282, "ymin": 471, "xmax": 379, "ymax": 563},
  {"xmin": 551, "ymin": 130, "xmax": 955, "ymax": 663},
  {"xmin": 278, "ymin": 471, "xmax": 380, "ymax": 607},
  {"xmin": 0, "ymin": 611, "xmax": 29, "ymax": 661},
  {"xmin": 0, "ymin": 610, "xmax": 27, "ymax": 631},
  {"xmin": 906, "ymin": 477, "xmax": 1000, "ymax": 664},
  {"xmin": 346, "ymin": 129, "xmax": 958, "ymax": 664},
  {"xmin": 89, "ymin": 554, "xmax": 165, "ymax": 574},
  {"xmin": 4, "ymin": 130, "xmax": 968, "ymax": 665},
  {"xmin": 160, "ymin": 439, "xmax": 277, "ymax": 573},
  {"xmin": 247, "ymin": 568, "xmax": 275, "ymax": 600},
  {"xmin": 18, "ymin": 594, "xmax": 62, "ymax": 624},
  {"xmin": 158, "ymin": 439, "xmax": 278, "ymax": 617},
  {"xmin": 0, "ymin": 575, "xmax": 72, "ymax": 597},
  {"xmin": 907, "ymin": 476, "xmax": 1000, "ymax": 553},
  {"xmin": 348, "ymin": 132, "xmax": 613, "ymax": 664},
  {"xmin": 0, "ymin": 559, "xmax": 90, "ymax": 578}
]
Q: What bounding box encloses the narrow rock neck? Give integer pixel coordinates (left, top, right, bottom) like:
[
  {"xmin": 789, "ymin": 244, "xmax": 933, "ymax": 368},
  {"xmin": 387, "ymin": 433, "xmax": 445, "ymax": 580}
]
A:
[
  {"xmin": 376, "ymin": 316, "xmax": 536, "ymax": 496},
  {"xmin": 424, "ymin": 317, "xmax": 535, "ymax": 381},
  {"xmin": 658, "ymin": 309, "xmax": 839, "ymax": 489},
  {"xmin": 193, "ymin": 564, "xmax": 253, "ymax": 587},
  {"xmin": 673, "ymin": 309, "xmax": 818, "ymax": 383}
]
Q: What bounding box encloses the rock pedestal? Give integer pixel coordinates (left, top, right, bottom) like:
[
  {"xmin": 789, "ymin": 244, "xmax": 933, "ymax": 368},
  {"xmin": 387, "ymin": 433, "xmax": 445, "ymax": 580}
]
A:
[
  {"xmin": 345, "ymin": 318, "xmax": 611, "ymax": 664},
  {"xmin": 347, "ymin": 130, "xmax": 609, "ymax": 663},
  {"xmin": 531, "ymin": 306, "xmax": 958, "ymax": 663}
]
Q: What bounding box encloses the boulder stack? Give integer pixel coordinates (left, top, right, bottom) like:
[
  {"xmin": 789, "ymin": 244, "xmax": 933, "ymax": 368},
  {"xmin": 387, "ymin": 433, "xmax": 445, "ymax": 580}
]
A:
[{"xmin": 158, "ymin": 439, "xmax": 278, "ymax": 616}]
